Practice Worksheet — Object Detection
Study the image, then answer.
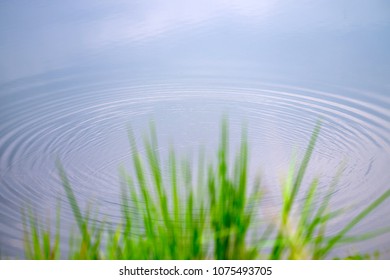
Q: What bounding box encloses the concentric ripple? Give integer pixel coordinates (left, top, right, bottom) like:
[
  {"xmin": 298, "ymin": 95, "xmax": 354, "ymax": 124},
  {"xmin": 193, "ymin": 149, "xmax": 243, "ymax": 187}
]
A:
[{"xmin": 1, "ymin": 74, "xmax": 389, "ymax": 258}]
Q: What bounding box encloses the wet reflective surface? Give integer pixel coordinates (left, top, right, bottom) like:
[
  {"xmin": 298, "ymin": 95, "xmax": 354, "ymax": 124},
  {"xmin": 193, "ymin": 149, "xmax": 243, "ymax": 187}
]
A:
[{"xmin": 1, "ymin": 1, "xmax": 389, "ymax": 258}]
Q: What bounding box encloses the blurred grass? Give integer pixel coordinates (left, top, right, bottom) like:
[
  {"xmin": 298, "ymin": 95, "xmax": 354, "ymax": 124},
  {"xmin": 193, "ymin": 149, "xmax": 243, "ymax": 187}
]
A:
[{"xmin": 22, "ymin": 120, "xmax": 390, "ymax": 259}]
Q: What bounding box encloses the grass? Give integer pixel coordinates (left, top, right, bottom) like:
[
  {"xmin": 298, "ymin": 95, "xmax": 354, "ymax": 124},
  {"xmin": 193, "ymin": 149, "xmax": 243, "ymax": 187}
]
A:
[{"xmin": 21, "ymin": 120, "xmax": 390, "ymax": 259}]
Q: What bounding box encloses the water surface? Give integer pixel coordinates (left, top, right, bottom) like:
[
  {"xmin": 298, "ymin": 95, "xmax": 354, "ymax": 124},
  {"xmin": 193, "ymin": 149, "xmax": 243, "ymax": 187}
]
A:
[{"xmin": 1, "ymin": 0, "xmax": 389, "ymax": 258}]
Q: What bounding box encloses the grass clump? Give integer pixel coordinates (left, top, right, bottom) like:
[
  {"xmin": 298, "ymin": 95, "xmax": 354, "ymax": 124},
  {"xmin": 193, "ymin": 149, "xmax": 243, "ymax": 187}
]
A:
[
  {"xmin": 270, "ymin": 121, "xmax": 390, "ymax": 259},
  {"xmin": 22, "ymin": 206, "xmax": 60, "ymax": 260},
  {"xmin": 22, "ymin": 120, "xmax": 390, "ymax": 259}
]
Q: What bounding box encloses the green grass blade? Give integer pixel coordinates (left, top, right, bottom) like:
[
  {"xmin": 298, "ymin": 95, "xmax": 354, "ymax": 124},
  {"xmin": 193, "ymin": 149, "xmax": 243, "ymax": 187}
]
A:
[
  {"xmin": 271, "ymin": 121, "xmax": 321, "ymax": 259},
  {"xmin": 56, "ymin": 160, "xmax": 92, "ymax": 256},
  {"xmin": 286, "ymin": 120, "xmax": 321, "ymax": 217},
  {"xmin": 319, "ymin": 189, "xmax": 390, "ymax": 258}
]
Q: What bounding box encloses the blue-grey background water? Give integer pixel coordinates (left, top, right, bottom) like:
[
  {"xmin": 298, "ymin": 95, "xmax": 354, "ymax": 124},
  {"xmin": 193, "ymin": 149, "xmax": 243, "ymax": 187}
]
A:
[{"xmin": 1, "ymin": 1, "xmax": 389, "ymax": 258}]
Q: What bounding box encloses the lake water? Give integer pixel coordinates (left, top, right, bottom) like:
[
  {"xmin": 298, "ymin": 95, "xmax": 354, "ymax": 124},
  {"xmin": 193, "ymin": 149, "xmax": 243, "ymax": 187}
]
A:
[{"xmin": 1, "ymin": 1, "xmax": 389, "ymax": 259}]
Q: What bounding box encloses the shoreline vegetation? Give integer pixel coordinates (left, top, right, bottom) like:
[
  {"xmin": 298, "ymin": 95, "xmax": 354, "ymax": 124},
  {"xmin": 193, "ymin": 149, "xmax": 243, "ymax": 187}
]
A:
[{"xmin": 21, "ymin": 120, "xmax": 390, "ymax": 260}]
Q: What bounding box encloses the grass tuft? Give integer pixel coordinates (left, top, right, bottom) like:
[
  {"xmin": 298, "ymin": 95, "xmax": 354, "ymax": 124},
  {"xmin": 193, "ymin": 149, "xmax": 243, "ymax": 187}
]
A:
[{"xmin": 21, "ymin": 120, "xmax": 390, "ymax": 259}]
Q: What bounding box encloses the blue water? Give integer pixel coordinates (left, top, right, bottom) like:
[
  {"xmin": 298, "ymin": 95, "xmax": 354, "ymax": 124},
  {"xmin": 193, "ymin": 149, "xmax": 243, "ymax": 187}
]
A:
[{"xmin": 1, "ymin": 0, "xmax": 389, "ymax": 258}]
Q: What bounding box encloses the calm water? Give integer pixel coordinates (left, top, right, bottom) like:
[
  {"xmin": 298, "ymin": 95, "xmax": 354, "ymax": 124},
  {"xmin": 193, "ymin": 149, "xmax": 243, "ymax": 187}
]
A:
[{"xmin": 1, "ymin": 1, "xmax": 389, "ymax": 258}]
